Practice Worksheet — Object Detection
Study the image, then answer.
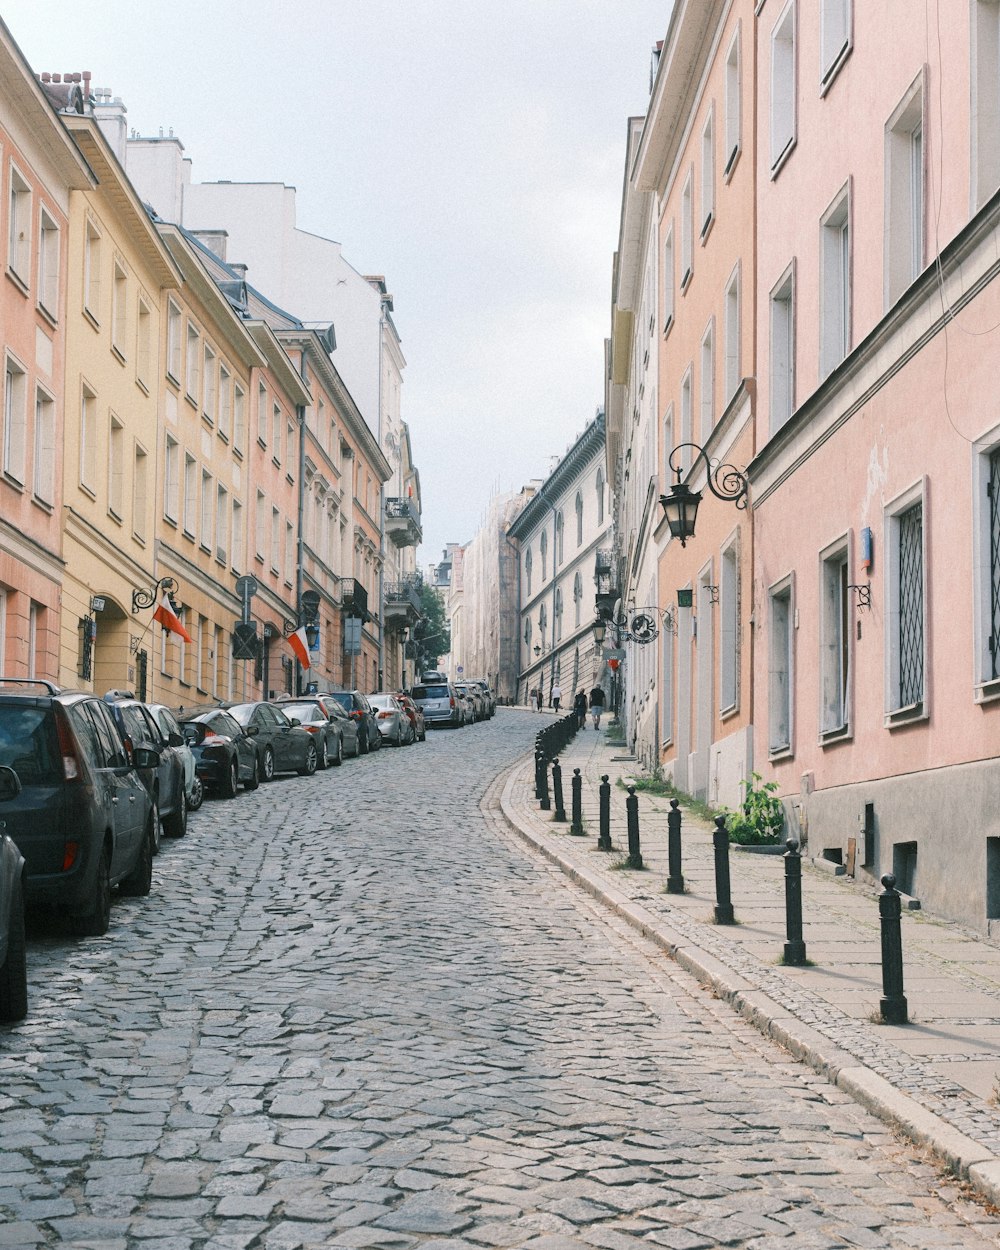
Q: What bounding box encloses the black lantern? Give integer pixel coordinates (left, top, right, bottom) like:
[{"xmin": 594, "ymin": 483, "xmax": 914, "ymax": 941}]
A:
[
  {"xmin": 592, "ymin": 618, "xmax": 607, "ymax": 648},
  {"xmin": 659, "ymin": 442, "xmax": 749, "ymax": 546},
  {"xmin": 533, "ymin": 643, "xmax": 542, "ymax": 657}
]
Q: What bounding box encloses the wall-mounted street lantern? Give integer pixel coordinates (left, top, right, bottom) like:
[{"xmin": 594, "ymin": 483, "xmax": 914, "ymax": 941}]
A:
[
  {"xmin": 132, "ymin": 575, "xmax": 179, "ymax": 615},
  {"xmin": 533, "ymin": 643, "xmax": 542, "ymax": 657},
  {"xmin": 592, "ymin": 618, "xmax": 607, "ymax": 648},
  {"xmin": 659, "ymin": 442, "xmax": 749, "ymax": 546}
]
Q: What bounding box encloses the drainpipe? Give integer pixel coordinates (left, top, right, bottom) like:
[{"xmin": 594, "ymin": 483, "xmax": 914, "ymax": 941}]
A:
[
  {"xmin": 377, "ymin": 305, "xmax": 386, "ymax": 690},
  {"xmin": 295, "ymin": 348, "xmax": 308, "ymax": 695},
  {"xmin": 503, "ymin": 528, "xmax": 521, "ymax": 703}
]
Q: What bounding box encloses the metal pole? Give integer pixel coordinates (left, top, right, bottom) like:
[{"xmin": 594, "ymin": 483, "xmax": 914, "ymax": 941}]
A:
[
  {"xmin": 597, "ymin": 774, "xmax": 612, "ymax": 851},
  {"xmin": 879, "ymin": 873, "xmax": 908, "ymax": 1024},
  {"xmin": 712, "ymin": 815, "xmax": 735, "ymax": 924},
  {"xmin": 551, "ymin": 760, "xmax": 566, "ymax": 822},
  {"xmin": 626, "ymin": 785, "xmax": 643, "ymax": 869},
  {"xmin": 539, "ymin": 750, "xmax": 551, "ymax": 812},
  {"xmin": 534, "ymin": 744, "xmax": 545, "ymax": 801},
  {"xmin": 783, "ymin": 839, "xmax": 807, "ymax": 965},
  {"xmin": 666, "ymin": 798, "xmax": 684, "ymax": 894},
  {"xmin": 569, "ymin": 768, "xmax": 584, "ymax": 836}
]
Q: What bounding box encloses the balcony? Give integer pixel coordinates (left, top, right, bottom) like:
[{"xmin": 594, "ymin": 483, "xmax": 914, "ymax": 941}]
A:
[
  {"xmin": 383, "ymin": 578, "xmax": 423, "ymax": 631},
  {"xmin": 340, "ymin": 577, "xmax": 369, "ymax": 621},
  {"xmin": 385, "ymin": 496, "xmax": 422, "ymax": 548}
]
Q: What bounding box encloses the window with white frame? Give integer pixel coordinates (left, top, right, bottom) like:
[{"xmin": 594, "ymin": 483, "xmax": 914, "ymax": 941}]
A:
[
  {"xmin": 37, "ymin": 208, "xmax": 59, "ymax": 317},
  {"xmin": 573, "ymin": 571, "xmax": 582, "ymax": 626},
  {"xmin": 720, "ymin": 538, "xmax": 740, "ymax": 712},
  {"xmin": 7, "ymin": 165, "xmax": 31, "ymax": 283},
  {"xmin": 885, "ymin": 76, "xmax": 925, "ymax": 308},
  {"xmin": 573, "ymin": 492, "xmax": 583, "ymax": 546},
  {"xmin": 525, "ymin": 546, "xmax": 533, "ymax": 596},
  {"xmin": 136, "ymin": 297, "xmax": 151, "ymax": 391},
  {"xmin": 975, "ymin": 432, "xmax": 1000, "ymax": 693},
  {"xmin": 218, "ymin": 364, "xmax": 231, "ymax": 440},
  {"xmin": 286, "ymin": 419, "xmax": 295, "ymax": 476},
  {"xmin": 3, "ymin": 356, "xmax": 27, "ymax": 484},
  {"xmin": 555, "ymin": 588, "xmax": 563, "ymax": 641},
  {"xmin": 183, "ymin": 452, "xmax": 197, "ymax": 537},
  {"xmin": 233, "ymin": 383, "xmax": 245, "ymax": 455},
  {"xmin": 80, "ymin": 383, "xmax": 97, "ymax": 492},
  {"xmin": 819, "ymin": 541, "xmax": 851, "ymax": 735},
  {"xmin": 285, "ymin": 520, "xmax": 294, "ymax": 584},
  {"xmin": 271, "ymin": 506, "xmax": 281, "ymax": 572},
  {"xmin": 112, "ymin": 260, "xmax": 127, "ymax": 358},
  {"xmin": 28, "ymin": 602, "xmax": 39, "ymax": 680},
  {"xmin": 724, "ymin": 264, "xmax": 741, "ymax": 401},
  {"xmin": 177, "ymin": 606, "xmax": 188, "ymax": 684},
  {"xmin": 200, "ymin": 469, "xmax": 214, "ymax": 552},
  {"xmin": 540, "ymin": 530, "xmax": 548, "ymax": 581},
  {"xmin": 232, "ymin": 498, "xmax": 244, "ymax": 572},
  {"xmin": 133, "ymin": 442, "xmax": 148, "ymax": 542},
  {"xmin": 108, "ymin": 414, "xmax": 124, "ymax": 519},
  {"xmin": 216, "ymin": 483, "xmax": 229, "ymax": 563},
  {"xmin": 820, "ymin": 0, "xmax": 851, "ymax": 88},
  {"xmin": 724, "ymin": 28, "xmax": 742, "ymax": 177},
  {"xmin": 166, "ymin": 300, "xmax": 181, "ymax": 381},
  {"xmin": 662, "ymin": 621, "xmax": 674, "ymax": 743},
  {"xmin": 770, "ymin": 264, "xmax": 795, "ymax": 433},
  {"xmin": 255, "ymin": 490, "xmax": 266, "ymax": 559},
  {"xmin": 680, "ymin": 366, "xmax": 693, "ymax": 469},
  {"xmin": 32, "ymin": 387, "xmax": 54, "ymax": 505},
  {"xmin": 820, "ymin": 188, "xmax": 851, "ymax": 380},
  {"xmin": 700, "ymin": 319, "xmax": 715, "ymax": 440},
  {"xmin": 185, "ymin": 323, "xmax": 200, "ymax": 403},
  {"xmin": 257, "ymin": 382, "xmax": 267, "ymax": 444},
  {"xmin": 973, "ymin": 1, "xmax": 1000, "ymax": 208},
  {"xmin": 272, "ymin": 402, "xmax": 282, "ymax": 462},
  {"xmin": 768, "ymin": 576, "xmax": 794, "ymax": 753},
  {"xmin": 681, "ymin": 170, "xmax": 694, "ymax": 288},
  {"xmin": 662, "ymin": 405, "xmax": 674, "ymax": 485},
  {"xmin": 770, "ymin": 1, "xmax": 797, "ymax": 173},
  {"xmin": 203, "ymin": 344, "xmax": 216, "ymax": 424},
  {"xmin": 885, "ymin": 483, "xmax": 926, "ymax": 719},
  {"xmin": 663, "ymin": 224, "xmax": 675, "ymax": 333},
  {"xmin": 555, "ymin": 512, "xmax": 564, "ymax": 565},
  {"xmin": 701, "ymin": 108, "xmax": 716, "ymax": 236},
  {"xmin": 164, "ymin": 433, "xmax": 180, "ymax": 522},
  {"xmin": 596, "ymin": 468, "xmax": 605, "ymax": 525},
  {"xmin": 84, "ymin": 217, "xmax": 101, "ymax": 321}
]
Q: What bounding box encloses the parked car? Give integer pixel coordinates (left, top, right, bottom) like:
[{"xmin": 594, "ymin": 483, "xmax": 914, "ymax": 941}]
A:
[
  {"xmin": 324, "ymin": 690, "xmax": 381, "ymax": 753},
  {"xmin": 469, "ymin": 680, "xmax": 496, "ymax": 718},
  {"xmin": 0, "ymin": 679, "xmax": 159, "ymax": 937},
  {"xmin": 148, "ymin": 702, "xmax": 202, "ymax": 811},
  {"xmin": 273, "ymin": 694, "xmax": 362, "ymax": 759},
  {"xmin": 104, "ymin": 691, "xmax": 188, "ymax": 850},
  {"xmin": 223, "ymin": 701, "xmax": 317, "ymax": 779},
  {"xmin": 0, "ymin": 765, "xmax": 27, "ymax": 1024},
  {"xmin": 272, "ymin": 699, "xmax": 344, "ymax": 768},
  {"xmin": 368, "ymin": 693, "xmax": 410, "ymax": 746},
  {"xmin": 393, "ymin": 692, "xmax": 426, "ymax": 742},
  {"xmin": 454, "ymin": 683, "xmax": 484, "ymax": 723},
  {"xmin": 174, "ymin": 707, "xmax": 260, "ymax": 797},
  {"xmin": 409, "ymin": 680, "xmax": 463, "ymax": 729}
]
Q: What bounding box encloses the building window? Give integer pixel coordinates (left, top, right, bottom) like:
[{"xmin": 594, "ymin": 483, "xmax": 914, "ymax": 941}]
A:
[
  {"xmin": 681, "ymin": 169, "xmax": 694, "ymax": 288},
  {"xmin": 540, "ymin": 530, "xmax": 548, "ymax": 581},
  {"xmin": 663, "ymin": 224, "xmax": 675, "ymax": 333},
  {"xmin": 164, "ymin": 434, "xmax": 180, "ymax": 522},
  {"xmin": 884, "ymin": 483, "xmax": 926, "ymax": 720},
  {"xmin": 203, "ymin": 344, "xmax": 216, "ymax": 425},
  {"xmin": 3, "ymin": 356, "xmax": 27, "ymax": 484},
  {"xmin": 770, "ymin": 264, "xmax": 795, "ymax": 434},
  {"xmin": 286, "ymin": 419, "xmax": 295, "ymax": 477},
  {"xmin": 133, "ymin": 442, "xmax": 148, "ymax": 542},
  {"xmin": 724, "ymin": 264, "xmax": 741, "ymax": 402},
  {"xmin": 770, "ymin": 1, "xmax": 797, "ymax": 175},
  {"xmin": 555, "ymin": 512, "xmax": 564, "ymax": 565},
  {"xmin": 28, "ymin": 603, "xmax": 40, "ymax": 680},
  {"xmin": 885, "ymin": 76, "xmax": 925, "ymax": 308},
  {"xmin": 112, "ymin": 260, "xmax": 127, "ymax": 358},
  {"xmin": 285, "ymin": 520, "xmax": 294, "ymax": 585},
  {"xmin": 201, "ymin": 469, "xmax": 214, "ymax": 552},
  {"xmin": 185, "ymin": 323, "xmax": 200, "ymax": 404},
  {"xmin": 700, "ymin": 319, "xmax": 715, "ymax": 441},
  {"xmin": 768, "ymin": 576, "xmax": 794, "ymax": 755},
  {"xmin": 218, "ymin": 364, "xmax": 231, "ymax": 440},
  {"xmin": 596, "ymin": 468, "xmax": 605, "ymax": 526},
  {"xmin": 573, "ymin": 571, "xmax": 582, "ymax": 627},
  {"xmin": 7, "ymin": 165, "xmax": 31, "ymax": 283},
  {"xmin": 724, "ymin": 28, "xmax": 742, "ymax": 177},
  {"xmin": 720, "ymin": 539, "xmax": 739, "ymax": 713},
  {"xmin": 662, "ymin": 624, "xmax": 674, "ymax": 745},
  {"xmin": 525, "ymin": 547, "xmax": 533, "ymax": 596},
  {"xmin": 232, "ymin": 498, "xmax": 244, "ymax": 572},
  {"xmin": 257, "ymin": 382, "xmax": 267, "ymax": 445},
  {"xmin": 661, "ymin": 406, "xmax": 674, "ymax": 485},
  {"xmin": 272, "ymin": 402, "xmax": 282, "ymax": 462},
  {"xmin": 820, "ymin": 187, "xmax": 851, "ymax": 379},
  {"xmin": 233, "ymin": 383, "xmax": 245, "ymax": 455},
  {"xmin": 108, "ymin": 415, "xmax": 124, "ymax": 520},
  {"xmin": 820, "ymin": 0, "xmax": 851, "ymax": 89},
  {"xmin": 33, "ymin": 387, "xmax": 55, "ymax": 505},
  {"xmin": 819, "ymin": 541, "xmax": 850, "ymax": 736},
  {"xmin": 166, "ymin": 300, "xmax": 181, "ymax": 382},
  {"xmin": 183, "ymin": 452, "xmax": 197, "ymax": 537},
  {"xmin": 136, "ymin": 297, "xmax": 151, "ymax": 391},
  {"xmin": 701, "ymin": 107, "xmax": 715, "ymax": 237},
  {"xmin": 255, "ymin": 490, "xmax": 266, "ymax": 559},
  {"xmin": 217, "ymin": 483, "xmax": 229, "ymax": 564},
  {"xmin": 37, "ymin": 208, "xmax": 59, "ymax": 318},
  {"xmin": 680, "ymin": 366, "xmax": 693, "ymax": 469},
  {"xmin": 975, "ymin": 438, "xmax": 1000, "ymax": 692},
  {"xmin": 973, "ymin": 1, "xmax": 1000, "ymax": 208},
  {"xmin": 80, "ymin": 384, "xmax": 97, "ymax": 492},
  {"xmin": 271, "ymin": 506, "xmax": 280, "ymax": 573},
  {"xmin": 554, "ymin": 589, "xmax": 563, "ymax": 641},
  {"xmin": 84, "ymin": 217, "xmax": 101, "ymax": 321}
]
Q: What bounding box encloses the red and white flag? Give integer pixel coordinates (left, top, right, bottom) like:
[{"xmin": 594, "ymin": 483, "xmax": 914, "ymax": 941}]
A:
[
  {"xmin": 287, "ymin": 625, "xmax": 312, "ymax": 669},
  {"xmin": 152, "ymin": 591, "xmax": 193, "ymax": 644}
]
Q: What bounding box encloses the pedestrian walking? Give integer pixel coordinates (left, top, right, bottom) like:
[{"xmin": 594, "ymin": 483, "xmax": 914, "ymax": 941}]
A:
[
  {"xmin": 551, "ymin": 682, "xmax": 562, "ymax": 713},
  {"xmin": 530, "ymin": 686, "xmax": 539, "ymax": 712},
  {"xmin": 535, "ymin": 685, "xmax": 544, "ymax": 713},
  {"xmin": 589, "ymin": 683, "xmax": 606, "ymax": 729},
  {"xmin": 573, "ymin": 689, "xmax": 587, "ymax": 729}
]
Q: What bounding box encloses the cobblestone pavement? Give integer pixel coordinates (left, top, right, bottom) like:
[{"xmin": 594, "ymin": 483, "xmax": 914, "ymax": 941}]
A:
[{"xmin": 2, "ymin": 711, "xmax": 1000, "ymax": 1249}]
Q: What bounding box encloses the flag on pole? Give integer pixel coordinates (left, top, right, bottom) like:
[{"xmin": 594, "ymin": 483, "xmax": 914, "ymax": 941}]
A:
[
  {"xmin": 287, "ymin": 625, "xmax": 312, "ymax": 670},
  {"xmin": 152, "ymin": 590, "xmax": 193, "ymax": 644}
]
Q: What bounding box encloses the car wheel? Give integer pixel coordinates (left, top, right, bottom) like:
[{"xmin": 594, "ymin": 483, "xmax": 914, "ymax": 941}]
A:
[
  {"xmin": 372, "ymin": 731, "xmax": 381, "ymax": 752},
  {"xmin": 332, "ymin": 736, "xmax": 343, "ymax": 767},
  {"xmin": 163, "ymin": 787, "xmax": 187, "ymax": 838},
  {"xmin": 243, "ymin": 754, "xmax": 260, "ymax": 791},
  {"xmin": 420, "ymin": 727, "xmax": 426, "ymax": 742},
  {"xmin": 299, "ymin": 742, "xmax": 318, "ymax": 776},
  {"xmin": 74, "ymin": 843, "xmax": 112, "ymax": 937},
  {"xmin": 350, "ymin": 733, "xmax": 361, "ymax": 759},
  {"xmin": 150, "ymin": 798, "xmax": 161, "ymax": 855},
  {"xmin": 220, "ymin": 757, "xmax": 239, "ymax": 799},
  {"xmin": 0, "ymin": 874, "xmax": 27, "ymax": 1024},
  {"xmin": 262, "ymin": 746, "xmax": 276, "ymax": 782},
  {"xmin": 187, "ymin": 776, "xmax": 204, "ymax": 812},
  {"xmin": 359, "ymin": 730, "xmax": 369, "ymax": 755},
  {"xmin": 120, "ymin": 814, "xmax": 154, "ymax": 898},
  {"xmin": 317, "ymin": 738, "xmax": 329, "ymax": 770}
]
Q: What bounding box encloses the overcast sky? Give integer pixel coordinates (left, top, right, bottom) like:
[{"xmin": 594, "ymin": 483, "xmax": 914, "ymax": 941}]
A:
[{"xmin": 4, "ymin": 1, "xmax": 670, "ymax": 568}]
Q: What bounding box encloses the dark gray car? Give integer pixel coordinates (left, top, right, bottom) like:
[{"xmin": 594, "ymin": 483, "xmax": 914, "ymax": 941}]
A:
[{"xmin": 0, "ymin": 765, "xmax": 26, "ymax": 1023}]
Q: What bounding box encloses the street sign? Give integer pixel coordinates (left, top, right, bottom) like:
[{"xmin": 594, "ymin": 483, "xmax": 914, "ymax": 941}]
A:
[
  {"xmin": 343, "ymin": 616, "xmax": 362, "ymax": 656},
  {"xmin": 457, "ymin": 665, "xmax": 464, "ymax": 674},
  {"xmin": 235, "ymin": 575, "xmax": 259, "ymax": 625},
  {"xmin": 603, "ymin": 648, "xmax": 626, "ymax": 661},
  {"xmin": 232, "ymin": 622, "xmax": 259, "ymax": 660}
]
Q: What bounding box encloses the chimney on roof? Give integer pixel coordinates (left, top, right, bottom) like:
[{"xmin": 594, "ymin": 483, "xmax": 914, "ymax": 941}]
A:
[
  {"xmin": 190, "ymin": 228, "xmax": 228, "ymax": 261},
  {"xmin": 229, "ymin": 262, "xmax": 248, "ymax": 279},
  {"xmin": 93, "ymin": 85, "xmax": 128, "ymax": 162}
]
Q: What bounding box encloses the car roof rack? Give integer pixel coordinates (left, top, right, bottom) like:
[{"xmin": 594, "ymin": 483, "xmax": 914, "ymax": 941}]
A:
[{"xmin": 0, "ymin": 677, "xmax": 62, "ymax": 694}]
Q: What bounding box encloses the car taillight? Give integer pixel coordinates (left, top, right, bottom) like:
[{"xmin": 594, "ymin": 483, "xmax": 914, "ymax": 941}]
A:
[
  {"xmin": 377, "ymin": 711, "xmax": 392, "ymax": 719},
  {"xmin": 350, "ymin": 710, "xmax": 362, "ymax": 719},
  {"xmin": 302, "ymin": 724, "xmax": 320, "ymax": 734},
  {"xmin": 450, "ymin": 697, "xmax": 455, "ymax": 707},
  {"xmin": 62, "ymin": 841, "xmax": 79, "ymax": 871},
  {"xmin": 54, "ymin": 705, "xmax": 83, "ymax": 782},
  {"xmin": 201, "ymin": 732, "xmax": 230, "ymax": 746}
]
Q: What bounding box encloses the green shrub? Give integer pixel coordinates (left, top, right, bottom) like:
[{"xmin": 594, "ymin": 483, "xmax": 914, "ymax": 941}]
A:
[{"xmin": 720, "ymin": 773, "xmax": 784, "ymax": 845}]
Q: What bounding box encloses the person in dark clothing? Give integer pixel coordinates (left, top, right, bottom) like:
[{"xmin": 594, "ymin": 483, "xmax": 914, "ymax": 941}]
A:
[
  {"xmin": 573, "ymin": 689, "xmax": 587, "ymax": 728},
  {"xmin": 588, "ymin": 684, "xmax": 606, "ymax": 729}
]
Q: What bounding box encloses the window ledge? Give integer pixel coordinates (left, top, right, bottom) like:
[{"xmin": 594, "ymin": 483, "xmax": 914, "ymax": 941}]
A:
[
  {"xmin": 184, "ymin": 391, "xmax": 198, "ymax": 410},
  {"xmin": 720, "ymin": 701, "xmax": 740, "ymax": 722},
  {"xmin": 680, "ymin": 268, "xmax": 693, "ymax": 294},
  {"xmin": 820, "ymin": 43, "xmax": 852, "ymax": 97},
  {"xmin": 700, "ymin": 212, "xmax": 715, "ymax": 245},
  {"xmin": 768, "ymin": 743, "xmax": 794, "ymax": 761},
  {"xmin": 83, "ymin": 305, "xmax": 100, "ymax": 332},
  {"xmin": 6, "ymin": 268, "xmax": 28, "ymax": 298},
  {"xmin": 663, "ymin": 314, "xmax": 674, "ymax": 339},
  {"xmin": 182, "ymin": 527, "xmax": 196, "ymax": 543},
  {"xmin": 163, "ymin": 514, "xmax": 178, "ymax": 529},
  {"xmin": 166, "ymin": 369, "xmax": 180, "ymax": 389},
  {"xmin": 820, "ymin": 723, "xmax": 852, "ymax": 745},
  {"xmin": 3, "ymin": 472, "xmax": 24, "ymax": 493},
  {"xmin": 218, "ymin": 430, "xmax": 230, "ymax": 445},
  {"xmin": 30, "ymin": 494, "xmax": 54, "ymax": 515},
  {"xmin": 975, "ymin": 677, "xmax": 1000, "ymax": 705},
  {"xmin": 202, "ymin": 412, "xmax": 214, "ymax": 429},
  {"xmin": 135, "ymin": 377, "xmax": 149, "ymax": 397},
  {"xmin": 723, "ymin": 145, "xmax": 741, "ymax": 184},
  {"xmin": 884, "ymin": 700, "xmax": 927, "ymax": 729},
  {"xmin": 79, "ymin": 482, "xmax": 96, "ymax": 501},
  {"xmin": 770, "ymin": 136, "xmax": 796, "ymax": 181},
  {"xmin": 111, "ymin": 344, "xmax": 126, "ymax": 367},
  {"xmin": 36, "ymin": 302, "xmax": 57, "ymax": 329}
]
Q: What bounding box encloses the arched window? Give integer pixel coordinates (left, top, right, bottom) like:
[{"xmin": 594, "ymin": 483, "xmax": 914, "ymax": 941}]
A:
[
  {"xmin": 524, "ymin": 617, "xmax": 532, "ymax": 646},
  {"xmin": 540, "ymin": 530, "xmax": 548, "ymax": 581},
  {"xmin": 596, "ymin": 468, "xmax": 605, "ymax": 526},
  {"xmin": 525, "ymin": 547, "xmax": 533, "ymax": 596},
  {"xmin": 539, "ymin": 602, "xmax": 547, "ymax": 648},
  {"xmin": 555, "ymin": 588, "xmax": 563, "ymax": 640},
  {"xmin": 573, "ymin": 571, "xmax": 582, "ymax": 626},
  {"xmin": 575, "ymin": 491, "xmax": 584, "ymax": 546},
  {"xmin": 555, "ymin": 512, "xmax": 564, "ymax": 564}
]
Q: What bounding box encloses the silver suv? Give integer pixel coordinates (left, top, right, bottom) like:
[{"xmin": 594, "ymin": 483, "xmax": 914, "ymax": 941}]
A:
[{"xmin": 410, "ymin": 681, "xmax": 463, "ymax": 728}]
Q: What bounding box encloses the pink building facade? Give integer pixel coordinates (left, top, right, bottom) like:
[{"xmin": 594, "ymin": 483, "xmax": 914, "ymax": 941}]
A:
[{"xmin": 751, "ymin": 0, "xmax": 1000, "ymax": 924}]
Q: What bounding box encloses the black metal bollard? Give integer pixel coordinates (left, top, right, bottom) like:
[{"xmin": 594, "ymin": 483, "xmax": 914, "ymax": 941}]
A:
[
  {"xmin": 551, "ymin": 760, "xmax": 566, "ymax": 822},
  {"xmin": 878, "ymin": 873, "xmax": 908, "ymax": 1024},
  {"xmin": 534, "ymin": 746, "xmax": 545, "ymax": 801},
  {"xmin": 626, "ymin": 785, "xmax": 643, "ymax": 869},
  {"xmin": 597, "ymin": 774, "xmax": 612, "ymax": 851},
  {"xmin": 569, "ymin": 768, "xmax": 584, "ymax": 836},
  {"xmin": 712, "ymin": 815, "xmax": 735, "ymax": 924},
  {"xmin": 539, "ymin": 751, "xmax": 551, "ymax": 811},
  {"xmin": 666, "ymin": 798, "xmax": 685, "ymax": 894},
  {"xmin": 783, "ymin": 839, "xmax": 807, "ymax": 965}
]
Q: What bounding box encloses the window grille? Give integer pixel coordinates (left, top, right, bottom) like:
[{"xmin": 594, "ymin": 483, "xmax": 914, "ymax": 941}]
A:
[{"xmin": 898, "ymin": 502, "xmax": 923, "ymax": 706}]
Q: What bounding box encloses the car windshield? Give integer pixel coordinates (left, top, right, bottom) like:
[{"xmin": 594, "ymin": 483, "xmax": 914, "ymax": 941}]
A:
[
  {"xmin": 413, "ymin": 685, "xmax": 448, "ymax": 699},
  {"xmin": 369, "ymin": 696, "xmax": 393, "ymax": 709},
  {"xmin": 283, "ymin": 703, "xmax": 320, "ymax": 721},
  {"xmin": 0, "ymin": 704, "xmax": 62, "ymax": 785},
  {"xmin": 225, "ymin": 703, "xmax": 256, "ymax": 726},
  {"xmin": 326, "ymin": 692, "xmax": 352, "ymax": 710}
]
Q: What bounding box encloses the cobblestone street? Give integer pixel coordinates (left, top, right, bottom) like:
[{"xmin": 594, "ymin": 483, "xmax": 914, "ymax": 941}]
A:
[{"xmin": 2, "ymin": 711, "xmax": 999, "ymax": 1249}]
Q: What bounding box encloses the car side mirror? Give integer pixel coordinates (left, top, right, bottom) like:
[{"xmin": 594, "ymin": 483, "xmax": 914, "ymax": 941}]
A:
[
  {"xmin": 287, "ymin": 717, "xmax": 300, "ymax": 727},
  {"xmin": 168, "ymin": 731, "xmax": 185, "ymax": 747},
  {"xmin": 243, "ymin": 725, "xmax": 259, "ymax": 737},
  {"xmin": 132, "ymin": 746, "xmax": 161, "ymax": 770},
  {"xmin": 0, "ymin": 764, "xmax": 22, "ymax": 801},
  {"xmin": 183, "ymin": 724, "xmax": 207, "ymax": 746}
]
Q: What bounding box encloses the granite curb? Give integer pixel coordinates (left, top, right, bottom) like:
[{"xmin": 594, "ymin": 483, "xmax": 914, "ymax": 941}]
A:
[{"xmin": 496, "ymin": 748, "xmax": 1000, "ymax": 1208}]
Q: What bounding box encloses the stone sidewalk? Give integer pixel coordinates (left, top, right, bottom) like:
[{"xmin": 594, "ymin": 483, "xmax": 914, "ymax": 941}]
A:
[{"xmin": 498, "ymin": 719, "xmax": 1000, "ymax": 1207}]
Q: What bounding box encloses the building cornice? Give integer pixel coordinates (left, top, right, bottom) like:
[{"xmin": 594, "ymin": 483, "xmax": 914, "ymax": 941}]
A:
[{"xmin": 508, "ymin": 414, "xmax": 606, "ymax": 540}]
